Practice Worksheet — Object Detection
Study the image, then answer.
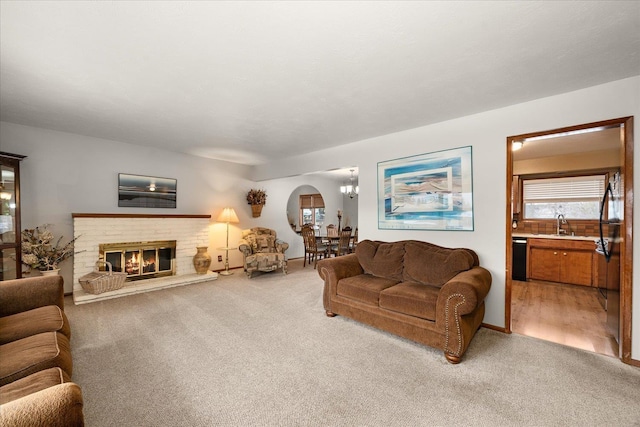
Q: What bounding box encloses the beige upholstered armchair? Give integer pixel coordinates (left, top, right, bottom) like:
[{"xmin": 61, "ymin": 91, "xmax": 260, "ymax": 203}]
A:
[{"xmin": 238, "ymin": 227, "xmax": 289, "ymax": 277}]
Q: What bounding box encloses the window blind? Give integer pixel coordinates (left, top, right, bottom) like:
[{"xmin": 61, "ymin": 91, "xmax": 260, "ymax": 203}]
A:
[
  {"xmin": 314, "ymin": 194, "xmax": 325, "ymax": 208},
  {"xmin": 523, "ymin": 175, "xmax": 605, "ymax": 202},
  {"xmin": 300, "ymin": 194, "xmax": 325, "ymax": 208}
]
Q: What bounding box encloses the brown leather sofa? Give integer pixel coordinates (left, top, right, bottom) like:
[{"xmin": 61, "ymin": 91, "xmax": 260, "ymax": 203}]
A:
[
  {"xmin": 0, "ymin": 275, "xmax": 84, "ymax": 426},
  {"xmin": 317, "ymin": 240, "xmax": 492, "ymax": 363}
]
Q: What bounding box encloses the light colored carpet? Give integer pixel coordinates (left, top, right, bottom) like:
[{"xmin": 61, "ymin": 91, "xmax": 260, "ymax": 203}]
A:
[{"xmin": 64, "ymin": 258, "xmax": 640, "ymax": 426}]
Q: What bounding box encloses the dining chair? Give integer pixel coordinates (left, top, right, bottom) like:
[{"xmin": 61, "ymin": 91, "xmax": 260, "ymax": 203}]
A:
[
  {"xmin": 301, "ymin": 225, "xmax": 328, "ymax": 268},
  {"xmin": 329, "ymin": 226, "xmax": 352, "ymax": 257},
  {"xmin": 326, "ymin": 224, "xmax": 338, "ymax": 238},
  {"xmin": 349, "ymin": 227, "xmax": 358, "ymax": 253}
]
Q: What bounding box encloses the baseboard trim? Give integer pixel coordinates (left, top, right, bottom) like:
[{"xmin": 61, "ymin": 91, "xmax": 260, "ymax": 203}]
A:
[
  {"xmin": 625, "ymin": 357, "xmax": 640, "ymax": 367},
  {"xmin": 212, "ymin": 265, "xmax": 243, "ymax": 273},
  {"xmin": 481, "ymin": 323, "xmax": 510, "ymax": 333}
]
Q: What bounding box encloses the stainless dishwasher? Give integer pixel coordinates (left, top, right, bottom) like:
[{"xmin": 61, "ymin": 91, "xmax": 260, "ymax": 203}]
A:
[{"xmin": 512, "ymin": 237, "xmax": 527, "ymax": 281}]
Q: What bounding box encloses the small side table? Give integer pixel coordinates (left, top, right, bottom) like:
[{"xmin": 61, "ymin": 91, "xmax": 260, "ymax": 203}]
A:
[{"xmin": 217, "ymin": 246, "xmax": 238, "ymax": 276}]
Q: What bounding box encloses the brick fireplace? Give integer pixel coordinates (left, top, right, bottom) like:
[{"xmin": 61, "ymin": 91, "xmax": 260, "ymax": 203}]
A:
[{"xmin": 72, "ymin": 214, "xmax": 217, "ymax": 304}]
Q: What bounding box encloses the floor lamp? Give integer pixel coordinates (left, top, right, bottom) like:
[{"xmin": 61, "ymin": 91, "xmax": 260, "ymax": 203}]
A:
[{"xmin": 217, "ymin": 207, "xmax": 239, "ymax": 276}]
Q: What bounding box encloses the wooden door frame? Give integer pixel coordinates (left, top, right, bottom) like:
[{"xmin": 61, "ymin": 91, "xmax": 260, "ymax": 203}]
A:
[{"xmin": 505, "ymin": 116, "xmax": 635, "ymax": 366}]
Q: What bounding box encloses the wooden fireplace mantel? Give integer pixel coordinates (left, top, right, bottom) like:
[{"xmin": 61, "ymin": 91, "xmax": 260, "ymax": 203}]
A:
[{"xmin": 72, "ymin": 213, "xmax": 211, "ymax": 219}]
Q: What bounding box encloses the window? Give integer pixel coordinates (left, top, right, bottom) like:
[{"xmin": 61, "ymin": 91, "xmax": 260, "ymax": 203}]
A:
[
  {"xmin": 299, "ymin": 193, "xmax": 325, "ymax": 228},
  {"xmin": 522, "ymin": 175, "xmax": 605, "ymax": 219}
]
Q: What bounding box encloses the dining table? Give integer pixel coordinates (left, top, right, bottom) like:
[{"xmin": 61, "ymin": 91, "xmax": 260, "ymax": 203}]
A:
[
  {"xmin": 295, "ymin": 228, "xmax": 353, "ymax": 252},
  {"xmin": 316, "ymin": 234, "xmax": 339, "ymax": 245}
]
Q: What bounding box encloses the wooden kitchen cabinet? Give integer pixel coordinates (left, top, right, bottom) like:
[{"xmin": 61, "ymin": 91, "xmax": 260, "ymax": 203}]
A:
[
  {"xmin": 561, "ymin": 250, "xmax": 594, "ymax": 286},
  {"xmin": 528, "ymin": 238, "xmax": 594, "ymax": 286},
  {"xmin": 529, "ymin": 248, "xmax": 561, "ymax": 282},
  {"xmin": 511, "ymin": 175, "xmax": 521, "ymax": 215}
]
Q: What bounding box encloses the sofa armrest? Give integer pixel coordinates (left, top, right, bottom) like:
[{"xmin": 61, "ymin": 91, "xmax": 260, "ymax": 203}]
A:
[
  {"xmin": 317, "ymin": 254, "xmax": 364, "ymax": 312},
  {"xmin": 275, "ymin": 239, "xmax": 289, "ymax": 254},
  {"xmin": 0, "ymin": 382, "xmax": 84, "ymax": 427},
  {"xmin": 436, "ymin": 266, "xmax": 492, "ymax": 359},
  {"xmin": 238, "ymin": 238, "xmax": 253, "ymax": 257},
  {"xmin": 437, "ymin": 266, "xmax": 492, "ymax": 317},
  {"xmin": 0, "ymin": 276, "xmax": 65, "ymax": 318}
]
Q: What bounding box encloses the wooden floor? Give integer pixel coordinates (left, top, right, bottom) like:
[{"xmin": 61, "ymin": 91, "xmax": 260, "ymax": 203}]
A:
[{"xmin": 511, "ymin": 279, "xmax": 618, "ymax": 358}]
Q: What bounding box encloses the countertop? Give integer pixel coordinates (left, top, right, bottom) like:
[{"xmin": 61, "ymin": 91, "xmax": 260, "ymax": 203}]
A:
[{"xmin": 512, "ymin": 233, "xmax": 598, "ymax": 242}]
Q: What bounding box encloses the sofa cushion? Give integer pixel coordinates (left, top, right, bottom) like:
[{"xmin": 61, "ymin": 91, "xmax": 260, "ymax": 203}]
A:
[
  {"xmin": 402, "ymin": 241, "xmax": 476, "ymax": 287},
  {"xmin": 0, "ymin": 306, "xmax": 70, "ymax": 345},
  {"xmin": 0, "ymin": 332, "xmax": 73, "ymax": 386},
  {"xmin": 355, "ymin": 240, "xmax": 405, "ymax": 281},
  {"xmin": 379, "ymin": 281, "xmax": 440, "ymax": 321},
  {"xmin": 254, "ymin": 234, "xmax": 276, "ymax": 253},
  {"xmin": 337, "ymin": 274, "xmax": 399, "ymax": 306},
  {"xmin": 244, "ymin": 233, "xmax": 276, "ymax": 254},
  {"xmin": 0, "ymin": 276, "xmax": 65, "ymax": 318},
  {"xmin": 0, "ymin": 367, "xmax": 70, "ymax": 405},
  {"xmin": 0, "ymin": 382, "xmax": 85, "ymax": 426}
]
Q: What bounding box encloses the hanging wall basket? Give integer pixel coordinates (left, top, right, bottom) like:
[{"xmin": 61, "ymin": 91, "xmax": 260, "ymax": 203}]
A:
[
  {"xmin": 251, "ymin": 204, "xmax": 263, "ymax": 218},
  {"xmin": 246, "ymin": 189, "xmax": 267, "ymax": 218}
]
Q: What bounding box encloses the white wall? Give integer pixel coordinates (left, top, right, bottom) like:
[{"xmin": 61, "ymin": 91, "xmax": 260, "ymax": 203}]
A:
[
  {"xmin": 341, "ymin": 192, "xmax": 358, "ymax": 229},
  {"xmin": 0, "ymin": 122, "xmax": 253, "ymax": 291},
  {"xmin": 2, "ymin": 76, "xmax": 638, "ymax": 360},
  {"xmin": 0, "ymin": 123, "xmax": 344, "ymax": 288},
  {"xmin": 251, "ymin": 175, "xmax": 345, "ymax": 259},
  {"xmin": 254, "ymin": 76, "xmax": 640, "ymax": 360}
]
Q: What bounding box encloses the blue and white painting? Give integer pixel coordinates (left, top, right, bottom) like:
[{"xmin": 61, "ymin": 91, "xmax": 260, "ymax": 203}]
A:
[{"xmin": 378, "ymin": 146, "xmax": 473, "ymax": 230}]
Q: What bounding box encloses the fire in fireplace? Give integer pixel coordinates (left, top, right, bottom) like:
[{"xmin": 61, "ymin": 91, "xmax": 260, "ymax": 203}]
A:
[{"xmin": 99, "ymin": 241, "xmax": 176, "ymax": 281}]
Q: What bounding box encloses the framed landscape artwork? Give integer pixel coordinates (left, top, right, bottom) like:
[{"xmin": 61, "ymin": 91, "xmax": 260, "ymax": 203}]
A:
[
  {"xmin": 118, "ymin": 173, "xmax": 177, "ymax": 208},
  {"xmin": 377, "ymin": 146, "xmax": 474, "ymax": 231}
]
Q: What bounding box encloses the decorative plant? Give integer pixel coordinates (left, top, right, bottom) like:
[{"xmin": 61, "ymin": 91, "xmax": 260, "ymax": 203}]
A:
[
  {"xmin": 246, "ymin": 188, "xmax": 267, "ymax": 205},
  {"xmin": 21, "ymin": 224, "xmax": 79, "ymax": 271}
]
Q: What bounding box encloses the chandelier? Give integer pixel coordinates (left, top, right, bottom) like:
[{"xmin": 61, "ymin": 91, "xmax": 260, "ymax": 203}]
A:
[{"xmin": 340, "ymin": 169, "xmax": 359, "ymax": 199}]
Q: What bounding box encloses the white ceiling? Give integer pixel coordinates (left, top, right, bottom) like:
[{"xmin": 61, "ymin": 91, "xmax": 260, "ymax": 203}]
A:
[{"xmin": 1, "ymin": 1, "xmax": 639, "ymax": 166}]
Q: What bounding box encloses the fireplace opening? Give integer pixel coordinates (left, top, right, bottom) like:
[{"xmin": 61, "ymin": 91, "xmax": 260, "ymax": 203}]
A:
[{"xmin": 99, "ymin": 241, "xmax": 176, "ymax": 281}]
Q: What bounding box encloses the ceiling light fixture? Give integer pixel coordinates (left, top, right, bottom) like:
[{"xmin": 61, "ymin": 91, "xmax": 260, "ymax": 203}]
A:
[
  {"xmin": 340, "ymin": 169, "xmax": 359, "ymax": 199},
  {"xmin": 512, "ymin": 141, "xmax": 523, "ymax": 151},
  {"xmin": 522, "ymin": 126, "xmax": 608, "ymax": 143}
]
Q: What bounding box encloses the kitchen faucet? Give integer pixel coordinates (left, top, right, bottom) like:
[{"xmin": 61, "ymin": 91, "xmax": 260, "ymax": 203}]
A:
[{"xmin": 556, "ymin": 214, "xmax": 567, "ymax": 235}]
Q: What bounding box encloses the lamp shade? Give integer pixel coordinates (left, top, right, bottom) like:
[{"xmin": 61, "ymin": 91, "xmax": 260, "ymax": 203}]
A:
[{"xmin": 216, "ymin": 207, "xmax": 239, "ymax": 223}]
